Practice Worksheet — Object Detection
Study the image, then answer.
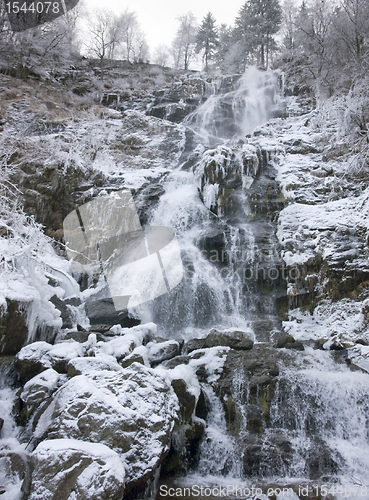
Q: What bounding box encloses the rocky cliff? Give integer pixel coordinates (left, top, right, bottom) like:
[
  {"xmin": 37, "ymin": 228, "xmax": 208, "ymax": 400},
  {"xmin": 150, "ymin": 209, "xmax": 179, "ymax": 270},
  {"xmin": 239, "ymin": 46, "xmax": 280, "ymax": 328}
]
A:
[{"xmin": 1, "ymin": 62, "xmax": 369, "ymax": 500}]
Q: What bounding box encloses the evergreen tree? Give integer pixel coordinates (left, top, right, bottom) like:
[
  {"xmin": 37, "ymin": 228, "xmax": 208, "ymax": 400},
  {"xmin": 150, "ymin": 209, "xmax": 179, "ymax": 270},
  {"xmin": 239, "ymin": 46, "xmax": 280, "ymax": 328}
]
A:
[
  {"xmin": 195, "ymin": 12, "xmax": 219, "ymax": 70},
  {"xmin": 235, "ymin": 0, "xmax": 282, "ymax": 68}
]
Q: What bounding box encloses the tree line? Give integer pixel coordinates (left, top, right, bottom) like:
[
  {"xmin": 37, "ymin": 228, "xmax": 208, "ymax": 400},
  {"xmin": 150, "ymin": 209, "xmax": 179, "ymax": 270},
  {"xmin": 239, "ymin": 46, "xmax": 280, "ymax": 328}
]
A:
[{"xmin": 0, "ymin": 0, "xmax": 368, "ymax": 95}]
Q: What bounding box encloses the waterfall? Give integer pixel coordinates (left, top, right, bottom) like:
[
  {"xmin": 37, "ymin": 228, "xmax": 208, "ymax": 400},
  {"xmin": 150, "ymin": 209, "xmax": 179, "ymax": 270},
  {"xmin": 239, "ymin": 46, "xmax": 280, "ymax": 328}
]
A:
[
  {"xmin": 185, "ymin": 67, "xmax": 281, "ymax": 146},
  {"xmin": 0, "ymin": 358, "xmax": 24, "ymax": 500},
  {"xmin": 146, "ymin": 170, "xmax": 251, "ymax": 337},
  {"xmin": 142, "ymin": 68, "xmax": 284, "ymax": 339},
  {"xmin": 143, "ymin": 67, "xmax": 369, "ymax": 493}
]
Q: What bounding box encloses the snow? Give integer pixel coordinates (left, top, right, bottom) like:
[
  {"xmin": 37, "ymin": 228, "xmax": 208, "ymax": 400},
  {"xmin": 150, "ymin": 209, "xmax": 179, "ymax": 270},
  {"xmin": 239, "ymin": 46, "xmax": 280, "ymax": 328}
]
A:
[
  {"xmin": 21, "ymin": 368, "xmax": 61, "ymax": 405},
  {"xmin": 30, "ymin": 439, "xmax": 125, "ymax": 500}
]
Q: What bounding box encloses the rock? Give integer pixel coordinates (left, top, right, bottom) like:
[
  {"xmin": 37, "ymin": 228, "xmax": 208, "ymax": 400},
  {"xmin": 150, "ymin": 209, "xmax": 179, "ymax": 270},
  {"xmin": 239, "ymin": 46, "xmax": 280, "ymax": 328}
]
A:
[
  {"xmin": 0, "ymin": 418, "xmax": 3, "ymax": 432},
  {"xmin": 285, "ymin": 341, "xmax": 305, "ymax": 351},
  {"xmin": 205, "ymin": 329, "xmax": 254, "ymax": 350},
  {"xmin": 85, "ymin": 299, "xmax": 141, "ymax": 327},
  {"xmin": 314, "ymin": 338, "xmax": 327, "ymax": 350},
  {"xmin": 21, "ymin": 368, "xmax": 61, "ymax": 405},
  {"xmin": 276, "ymin": 334, "xmax": 295, "ymax": 348},
  {"xmin": 305, "ymin": 441, "xmax": 340, "ymax": 480},
  {"xmin": 89, "ymin": 324, "xmax": 114, "ymax": 334},
  {"xmin": 0, "ymin": 298, "xmax": 31, "ymax": 355},
  {"xmin": 23, "ymin": 439, "xmax": 125, "ymax": 500},
  {"xmin": 163, "ymin": 355, "xmax": 191, "ymax": 369},
  {"xmin": 121, "ymin": 352, "xmax": 145, "ymax": 368},
  {"xmin": 242, "ymin": 433, "xmax": 293, "ymax": 477},
  {"xmin": 47, "ymin": 341, "xmax": 85, "ymax": 374},
  {"xmin": 15, "ymin": 340, "xmax": 84, "ymax": 382},
  {"xmin": 63, "ymin": 331, "xmax": 105, "ymax": 343},
  {"xmin": 33, "ymin": 363, "xmax": 179, "ymax": 496},
  {"xmin": 184, "ymin": 339, "xmax": 206, "ymax": 353},
  {"xmin": 147, "ymin": 340, "xmax": 181, "ymax": 366},
  {"xmin": 15, "ymin": 341, "xmax": 53, "ymax": 382},
  {"xmin": 67, "ymin": 356, "xmax": 123, "ymax": 377},
  {"xmin": 217, "ymin": 347, "xmax": 281, "ymax": 434},
  {"xmin": 171, "ymin": 379, "xmax": 197, "ymax": 422},
  {"xmin": 49, "ymin": 295, "xmax": 81, "ymax": 329}
]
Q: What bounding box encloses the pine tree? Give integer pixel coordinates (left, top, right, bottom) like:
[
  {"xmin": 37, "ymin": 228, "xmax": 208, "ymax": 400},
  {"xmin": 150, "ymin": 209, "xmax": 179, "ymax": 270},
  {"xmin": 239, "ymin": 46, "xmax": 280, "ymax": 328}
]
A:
[
  {"xmin": 195, "ymin": 12, "xmax": 219, "ymax": 70},
  {"xmin": 235, "ymin": 0, "xmax": 282, "ymax": 68}
]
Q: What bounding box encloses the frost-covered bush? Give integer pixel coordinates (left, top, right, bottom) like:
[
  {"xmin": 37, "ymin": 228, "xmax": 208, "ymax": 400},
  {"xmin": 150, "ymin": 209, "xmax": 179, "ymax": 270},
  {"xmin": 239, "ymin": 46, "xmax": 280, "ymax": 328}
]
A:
[
  {"xmin": 0, "ymin": 156, "xmax": 80, "ymax": 340},
  {"xmin": 313, "ymin": 78, "xmax": 369, "ymax": 176}
]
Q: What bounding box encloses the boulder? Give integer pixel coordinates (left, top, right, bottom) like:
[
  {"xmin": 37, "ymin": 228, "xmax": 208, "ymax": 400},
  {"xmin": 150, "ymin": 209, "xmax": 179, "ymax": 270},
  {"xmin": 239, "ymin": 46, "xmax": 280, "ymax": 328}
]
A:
[
  {"xmin": 285, "ymin": 341, "xmax": 305, "ymax": 351},
  {"xmin": 147, "ymin": 340, "xmax": 181, "ymax": 366},
  {"xmin": 15, "ymin": 341, "xmax": 53, "ymax": 382},
  {"xmin": 276, "ymin": 334, "xmax": 295, "ymax": 348},
  {"xmin": 85, "ymin": 299, "xmax": 141, "ymax": 327},
  {"xmin": 121, "ymin": 352, "xmax": 145, "ymax": 368},
  {"xmin": 67, "ymin": 356, "xmax": 123, "ymax": 377},
  {"xmin": 0, "ymin": 298, "xmax": 30, "ymax": 355},
  {"xmin": 205, "ymin": 329, "xmax": 254, "ymax": 350},
  {"xmin": 15, "ymin": 340, "xmax": 84, "ymax": 382},
  {"xmin": 21, "ymin": 368, "xmax": 62, "ymax": 405},
  {"xmin": 32, "ymin": 363, "xmax": 179, "ymax": 496},
  {"xmin": 23, "ymin": 439, "xmax": 125, "ymax": 500},
  {"xmin": 184, "ymin": 339, "xmax": 206, "ymax": 353}
]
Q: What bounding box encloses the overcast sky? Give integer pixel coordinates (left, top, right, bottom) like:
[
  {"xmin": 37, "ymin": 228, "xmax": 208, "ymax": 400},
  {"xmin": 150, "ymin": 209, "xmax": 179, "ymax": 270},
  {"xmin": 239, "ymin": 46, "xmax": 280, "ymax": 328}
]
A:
[{"xmin": 85, "ymin": 0, "xmax": 243, "ymax": 52}]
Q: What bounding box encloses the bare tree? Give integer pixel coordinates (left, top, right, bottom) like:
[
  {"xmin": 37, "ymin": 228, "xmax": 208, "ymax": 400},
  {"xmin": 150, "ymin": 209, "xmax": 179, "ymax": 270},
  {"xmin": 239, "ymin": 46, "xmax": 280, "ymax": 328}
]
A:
[
  {"xmin": 153, "ymin": 44, "xmax": 170, "ymax": 66},
  {"xmin": 0, "ymin": 3, "xmax": 80, "ymax": 77},
  {"xmin": 86, "ymin": 9, "xmax": 117, "ymax": 77},
  {"xmin": 172, "ymin": 12, "xmax": 198, "ymax": 70},
  {"xmin": 332, "ymin": 0, "xmax": 369, "ymax": 65}
]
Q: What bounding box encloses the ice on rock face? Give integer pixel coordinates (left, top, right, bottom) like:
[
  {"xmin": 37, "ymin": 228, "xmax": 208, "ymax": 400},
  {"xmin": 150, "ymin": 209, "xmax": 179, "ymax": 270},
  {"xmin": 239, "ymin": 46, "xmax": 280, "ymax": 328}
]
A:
[{"xmin": 24, "ymin": 439, "xmax": 125, "ymax": 500}]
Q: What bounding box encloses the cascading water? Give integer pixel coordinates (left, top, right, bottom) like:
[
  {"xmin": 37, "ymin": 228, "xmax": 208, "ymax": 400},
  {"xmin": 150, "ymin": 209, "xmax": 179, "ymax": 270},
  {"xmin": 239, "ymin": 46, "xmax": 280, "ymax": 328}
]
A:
[
  {"xmin": 144, "ymin": 68, "xmax": 285, "ymax": 339},
  {"xmin": 0, "ymin": 358, "xmax": 24, "ymax": 500},
  {"xmin": 185, "ymin": 67, "xmax": 282, "ymax": 146},
  {"xmin": 142, "ymin": 68, "xmax": 369, "ymax": 496}
]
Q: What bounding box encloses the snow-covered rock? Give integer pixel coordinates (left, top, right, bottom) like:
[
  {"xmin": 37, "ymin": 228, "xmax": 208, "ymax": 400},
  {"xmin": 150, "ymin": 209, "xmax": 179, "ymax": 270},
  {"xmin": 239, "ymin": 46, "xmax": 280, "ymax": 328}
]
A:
[
  {"xmin": 20, "ymin": 368, "xmax": 62, "ymax": 405},
  {"xmin": 147, "ymin": 340, "xmax": 181, "ymax": 365},
  {"xmin": 32, "ymin": 363, "xmax": 179, "ymax": 495},
  {"xmin": 15, "ymin": 340, "xmax": 84, "ymax": 381},
  {"xmin": 66, "ymin": 355, "xmax": 123, "ymax": 377},
  {"xmin": 24, "ymin": 439, "xmax": 125, "ymax": 500}
]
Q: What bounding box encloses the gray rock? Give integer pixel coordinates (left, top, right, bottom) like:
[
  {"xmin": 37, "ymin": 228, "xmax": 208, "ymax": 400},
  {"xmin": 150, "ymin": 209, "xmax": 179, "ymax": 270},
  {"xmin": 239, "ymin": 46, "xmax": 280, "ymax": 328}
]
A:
[
  {"xmin": 15, "ymin": 340, "xmax": 84, "ymax": 382},
  {"xmin": 285, "ymin": 341, "xmax": 305, "ymax": 351},
  {"xmin": 171, "ymin": 379, "xmax": 196, "ymax": 423},
  {"xmin": 163, "ymin": 355, "xmax": 191, "ymax": 369},
  {"xmin": 205, "ymin": 329, "xmax": 254, "ymax": 350},
  {"xmin": 276, "ymin": 334, "xmax": 295, "ymax": 348},
  {"xmin": 121, "ymin": 352, "xmax": 145, "ymax": 368},
  {"xmin": 147, "ymin": 340, "xmax": 181, "ymax": 366},
  {"xmin": 184, "ymin": 339, "xmax": 206, "ymax": 353},
  {"xmin": 24, "ymin": 439, "xmax": 125, "ymax": 500},
  {"xmin": 67, "ymin": 356, "xmax": 123, "ymax": 377},
  {"xmin": 0, "ymin": 298, "xmax": 31, "ymax": 355},
  {"xmin": 33, "ymin": 363, "xmax": 179, "ymax": 496},
  {"xmin": 85, "ymin": 299, "xmax": 141, "ymax": 327},
  {"xmin": 21, "ymin": 368, "xmax": 61, "ymax": 405},
  {"xmin": 15, "ymin": 341, "xmax": 53, "ymax": 382}
]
